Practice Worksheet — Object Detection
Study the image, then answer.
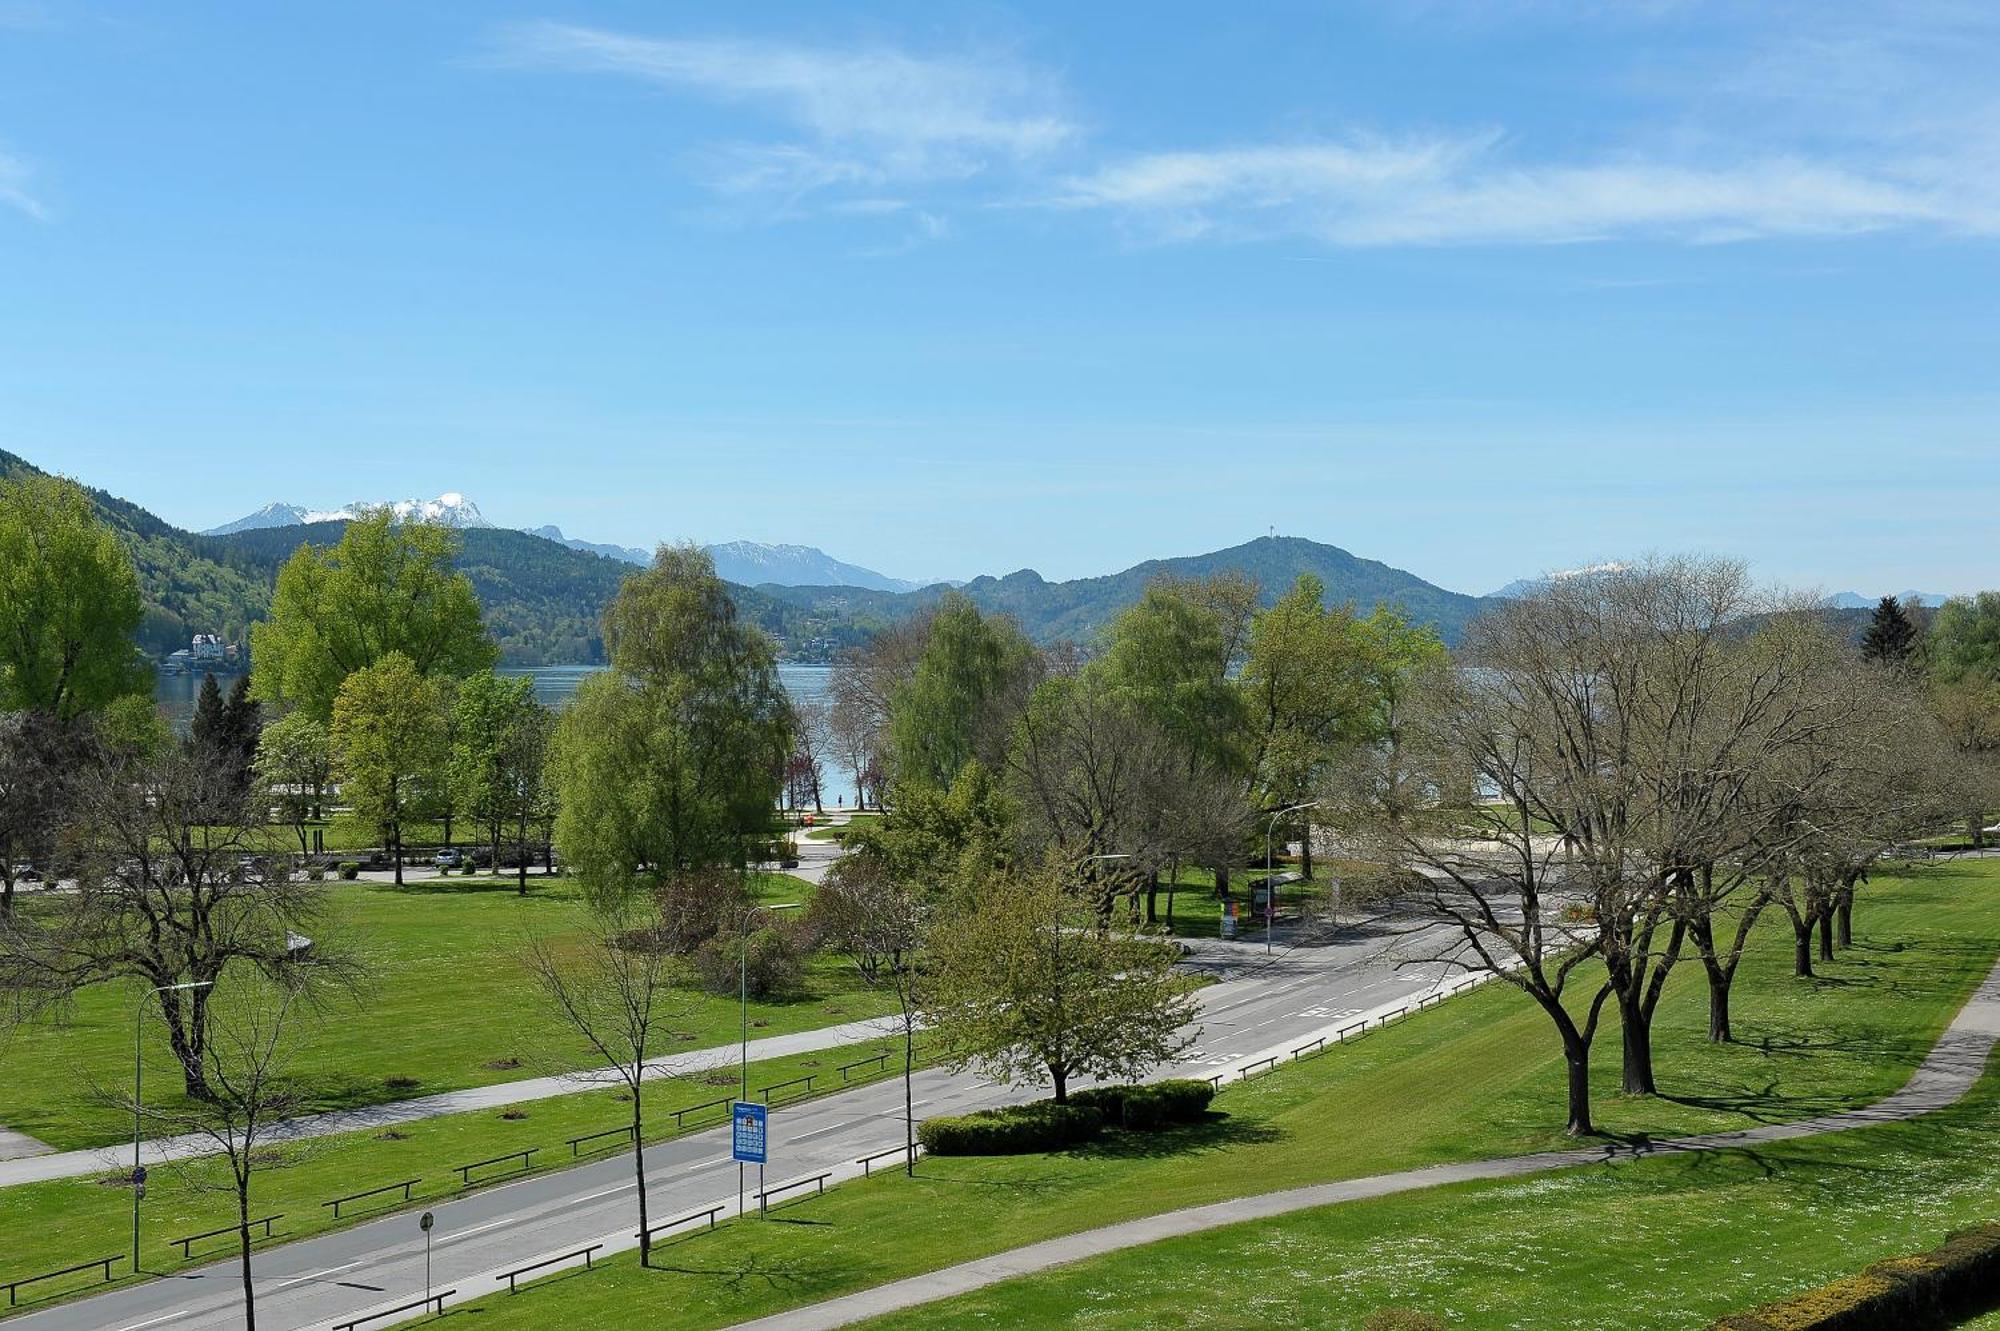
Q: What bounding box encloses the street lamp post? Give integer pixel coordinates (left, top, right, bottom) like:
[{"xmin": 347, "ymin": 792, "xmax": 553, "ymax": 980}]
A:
[
  {"xmin": 134, "ymin": 979, "xmax": 213, "ymax": 1272},
  {"xmin": 740, "ymin": 901, "xmax": 800, "ymax": 1217},
  {"xmin": 1265, "ymin": 802, "xmax": 1321, "ymax": 955}
]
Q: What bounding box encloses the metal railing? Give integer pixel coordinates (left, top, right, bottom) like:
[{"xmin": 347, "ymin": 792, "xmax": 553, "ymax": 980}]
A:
[
  {"xmin": 497, "ymin": 1244, "xmax": 601, "ymax": 1293},
  {"xmin": 758, "ymin": 1073, "xmax": 816, "ymax": 1105},
  {"xmin": 3, "ymin": 1256, "xmax": 121, "ymax": 1307},
  {"xmin": 754, "ymin": 1170, "xmax": 831, "ymax": 1212},
  {"xmin": 169, "ymin": 1214, "xmax": 281, "ymax": 1258},
  {"xmin": 855, "ymin": 1143, "xmax": 919, "ymax": 1176},
  {"xmin": 566, "ymin": 1124, "xmax": 636, "ymax": 1157},
  {"xmin": 637, "ymin": 1204, "xmax": 725, "ymax": 1244},
  {"xmin": 333, "ymin": 1288, "xmax": 455, "ymax": 1330},
  {"xmin": 323, "ymin": 1179, "xmax": 418, "ymax": 1218},
  {"xmin": 453, "ymin": 1148, "xmax": 538, "ymax": 1184}
]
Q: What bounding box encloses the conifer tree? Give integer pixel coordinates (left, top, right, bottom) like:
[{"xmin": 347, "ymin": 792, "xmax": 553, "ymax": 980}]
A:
[{"xmin": 1861, "ymin": 595, "xmax": 1917, "ymax": 665}]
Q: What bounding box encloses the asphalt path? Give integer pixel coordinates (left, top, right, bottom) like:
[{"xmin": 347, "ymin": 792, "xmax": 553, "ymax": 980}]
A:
[{"xmin": 7, "ymin": 909, "xmax": 1460, "ymax": 1331}]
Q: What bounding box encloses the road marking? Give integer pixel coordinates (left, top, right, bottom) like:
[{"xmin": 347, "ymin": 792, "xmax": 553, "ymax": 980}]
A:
[
  {"xmin": 114, "ymin": 1313, "xmax": 191, "ymax": 1331},
  {"xmin": 434, "ymin": 1216, "xmax": 518, "ymax": 1247},
  {"xmin": 268, "ymin": 1259, "xmax": 367, "ymax": 1293},
  {"xmin": 685, "ymin": 1152, "xmax": 733, "ymax": 1171}
]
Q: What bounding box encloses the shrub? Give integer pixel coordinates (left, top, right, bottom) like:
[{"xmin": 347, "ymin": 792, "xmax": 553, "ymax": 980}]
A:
[
  {"xmin": 1710, "ymin": 1222, "xmax": 2000, "ymax": 1330},
  {"xmin": 337, "ymin": 862, "xmax": 360, "ymax": 881},
  {"xmin": 694, "ymin": 924, "xmax": 805, "ymax": 998},
  {"xmin": 918, "ymin": 1101, "xmax": 1104, "ymax": 1156},
  {"xmin": 1068, "ymin": 1079, "xmax": 1214, "ymax": 1131}
]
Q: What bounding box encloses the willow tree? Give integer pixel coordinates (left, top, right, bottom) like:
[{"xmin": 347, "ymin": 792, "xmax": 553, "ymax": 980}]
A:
[
  {"xmin": 0, "ymin": 472, "xmax": 147, "ymax": 720},
  {"xmin": 249, "ymin": 508, "xmax": 495, "ymax": 721},
  {"xmin": 552, "ymin": 545, "xmax": 792, "ymax": 905}
]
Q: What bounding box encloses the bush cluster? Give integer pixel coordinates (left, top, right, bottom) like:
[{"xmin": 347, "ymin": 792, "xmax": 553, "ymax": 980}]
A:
[
  {"xmin": 1068, "ymin": 1079, "xmax": 1215, "ymax": 1130},
  {"xmin": 920, "ymin": 1079, "xmax": 1217, "ymax": 1156},
  {"xmin": 917, "ymin": 1102, "xmax": 1105, "ymax": 1156},
  {"xmin": 693, "ymin": 923, "xmax": 805, "ymax": 998},
  {"xmin": 336, "ymin": 861, "xmax": 360, "ymax": 881},
  {"xmin": 1711, "ymin": 1223, "xmax": 2000, "ymax": 1330}
]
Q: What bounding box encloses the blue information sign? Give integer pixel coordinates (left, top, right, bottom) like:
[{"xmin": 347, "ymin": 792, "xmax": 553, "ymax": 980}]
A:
[{"xmin": 731, "ymin": 1101, "xmax": 767, "ymax": 1164}]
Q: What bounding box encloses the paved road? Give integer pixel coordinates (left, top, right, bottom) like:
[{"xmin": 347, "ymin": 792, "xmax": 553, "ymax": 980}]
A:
[
  {"xmin": 728, "ymin": 953, "xmax": 2000, "ymax": 1331},
  {"xmin": 7, "ymin": 911, "xmax": 1461, "ymax": 1331}
]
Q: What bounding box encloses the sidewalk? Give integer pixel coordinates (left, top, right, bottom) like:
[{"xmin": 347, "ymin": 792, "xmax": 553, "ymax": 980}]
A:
[{"xmin": 0, "ymin": 1014, "xmax": 906, "ymax": 1189}]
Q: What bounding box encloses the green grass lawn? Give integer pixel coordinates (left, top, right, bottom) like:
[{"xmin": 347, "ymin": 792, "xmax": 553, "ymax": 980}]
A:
[
  {"xmin": 0, "ymin": 873, "xmax": 897, "ymax": 1150},
  {"xmin": 400, "ymin": 856, "xmax": 2000, "ymax": 1331},
  {"xmin": 858, "ymin": 1052, "xmax": 2000, "ymax": 1331},
  {"xmin": 0, "ymin": 1034, "xmax": 929, "ymax": 1316}
]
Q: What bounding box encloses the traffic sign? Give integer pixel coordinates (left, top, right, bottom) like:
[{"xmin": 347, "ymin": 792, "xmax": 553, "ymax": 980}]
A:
[{"xmin": 731, "ymin": 1101, "xmax": 767, "ymax": 1164}]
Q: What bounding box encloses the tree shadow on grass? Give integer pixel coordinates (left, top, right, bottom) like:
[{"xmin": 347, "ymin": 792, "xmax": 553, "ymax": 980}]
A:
[{"xmin": 1063, "ymin": 1114, "xmax": 1285, "ymax": 1162}]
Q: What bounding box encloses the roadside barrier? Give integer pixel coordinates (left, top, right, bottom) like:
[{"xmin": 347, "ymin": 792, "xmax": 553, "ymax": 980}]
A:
[
  {"xmin": 2, "ymin": 1256, "xmax": 121, "ymax": 1307},
  {"xmin": 758, "ymin": 1073, "xmax": 816, "ymax": 1105},
  {"xmin": 333, "ymin": 1289, "xmax": 454, "ymax": 1330},
  {"xmin": 755, "ymin": 1170, "xmax": 831, "ymax": 1212},
  {"xmin": 566, "ymin": 1124, "xmax": 636, "ymax": 1157},
  {"xmin": 838, "ymin": 1051, "xmax": 890, "ymax": 1082},
  {"xmin": 669, "ymin": 1096, "xmax": 733, "ymax": 1130},
  {"xmin": 453, "ymin": 1148, "xmax": 537, "ymax": 1184},
  {"xmin": 169, "ymin": 1214, "xmax": 281, "ymax": 1258},
  {"xmin": 323, "ymin": 1179, "xmax": 419, "ymax": 1218},
  {"xmin": 497, "ymin": 1244, "xmax": 600, "ymax": 1293},
  {"xmin": 856, "ymin": 1143, "xmax": 919, "ymax": 1176},
  {"xmin": 637, "ymin": 1203, "xmax": 725, "ymax": 1245}
]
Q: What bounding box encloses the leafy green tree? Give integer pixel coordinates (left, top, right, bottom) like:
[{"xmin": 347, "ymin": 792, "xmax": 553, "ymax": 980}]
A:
[
  {"xmin": 1929, "ymin": 592, "xmax": 2000, "ymax": 684},
  {"xmin": 1860, "ymin": 595, "xmax": 1918, "ymax": 665},
  {"xmin": 920, "ymin": 852, "xmax": 1198, "ymax": 1103},
  {"xmin": 255, "ymin": 711, "xmax": 332, "ymax": 855},
  {"xmin": 886, "ymin": 592, "xmax": 1039, "ymax": 793},
  {"xmin": 847, "ymin": 759, "xmax": 1015, "ymax": 890},
  {"xmin": 249, "ymin": 509, "xmax": 495, "ymax": 720},
  {"xmin": 450, "ymin": 671, "xmax": 551, "ymax": 888},
  {"xmin": 1098, "ymin": 574, "xmax": 1254, "ymax": 775},
  {"xmin": 0, "ymin": 472, "xmax": 147, "ymax": 719},
  {"xmin": 330, "ymin": 654, "xmax": 446, "ymax": 886},
  {"xmin": 553, "ymin": 546, "xmax": 792, "ymax": 905}
]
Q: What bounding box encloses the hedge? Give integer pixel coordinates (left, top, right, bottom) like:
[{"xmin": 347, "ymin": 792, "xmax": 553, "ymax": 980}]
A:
[
  {"xmin": 1711, "ymin": 1222, "xmax": 2000, "ymax": 1330},
  {"xmin": 918, "ymin": 1102, "xmax": 1104, "ymax": 1156},
  {"xmin": 1069, "ymin": 1079, "xmax": 1215, "ymax": 1131}
]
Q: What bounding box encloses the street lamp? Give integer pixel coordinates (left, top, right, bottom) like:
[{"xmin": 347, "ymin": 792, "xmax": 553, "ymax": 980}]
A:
[
  {"xmin": 1266, "ymin": 802, "xmax": 1321, "ymax": 955},
  {"xmin": 740, "ymin": 901, "xmax": 800, "ymax": 1217},
  {"xmin": 134, "ymin": 979, "xmax": 213, "ymax": 1272}
]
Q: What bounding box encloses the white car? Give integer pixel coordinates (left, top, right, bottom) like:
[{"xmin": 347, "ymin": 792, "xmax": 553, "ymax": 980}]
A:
[{"xmin": 432, "ymin": 849, "xmax": 464, "ymax": 869}]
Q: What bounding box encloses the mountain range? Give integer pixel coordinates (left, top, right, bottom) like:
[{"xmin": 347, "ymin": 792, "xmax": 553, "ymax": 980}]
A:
[{"xmin": 211, "ymin": 497, "xmax": 931, "ymax": 593}]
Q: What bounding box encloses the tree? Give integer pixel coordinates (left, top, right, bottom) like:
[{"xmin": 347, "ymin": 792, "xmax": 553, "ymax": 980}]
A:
[
  {"xmin": 190, "ymin": 673, "xmax": 228, "ymax": 754},
  {"xmin": 0, "ymin": 743, "xmax": 349, "ymax": 1098},
  {"xmin": 526, "ymin": 895, "xmax": 698, "ymax": 1267},
  {"xmin": 789, "ymin": 697, "xmax": 832, "ymax": 814},
  {"xmin": 846, "ymin": 759, "xmax": 1014, "ymax": 891},
  {"xmin": 0, "ymin": 710, "xmax": 81, "ymax": 917},
  {"xmin": 249, "ymin": 508, "xmax": 496, "ymax": 721},
  {"xmin": 886, "ymin": 593, "xmax": 1039, "ymax": 794},
  {"xmin": 0, "ymin": 472, "xmax": 148, "ymax": 720},
  {"xmin": 830, "ymin": 615, "xmax": 932, "ymax": 807},
  {"xmin": 330, "ymin": 654, "xmax": 447, "ymax": 887},
  {"xmin": 124, "ymin": 976, "xmax": 311, "ymax": 1331},
  {"xmin": 553, "ymin": 546, "xmax": 792, "ymax": 905},
  {"xmin": 1099, "ymin": 574, "xmax": 1254, "ymax": 777},
  {"xmin": 1861, "ymin": 595, "xmax": 1918, "ymax": 665},
  {"xmin": 450, "ymin": 672, "xmax": 547, "ymax": 881},
  {"xmin": 920, "ymin": 852, "xmax": 1198, "ymax": 1103},
  {"xmin": 1927, "ymin": 593, "xmax": 2000, "ymax": 846},
  {"xmin": 255, "ymin": 711, "xmax": 332, "ymax": 856},
  {"xmin": 810, "ymin": 852, "xmax": 926, "ymax": 1172}
]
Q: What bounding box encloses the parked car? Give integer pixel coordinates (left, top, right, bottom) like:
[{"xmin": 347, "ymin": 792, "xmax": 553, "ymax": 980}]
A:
[
  {"xmin": 432, "ymin": 848, "xmax": 464, "ymax": 869},
  {"xmin": 11, "ymin": 864, "xmax": 42, "ymax": 882}
]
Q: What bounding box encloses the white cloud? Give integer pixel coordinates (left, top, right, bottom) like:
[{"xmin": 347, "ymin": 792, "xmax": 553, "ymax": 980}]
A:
[
  {"xmin": 1054, "ymin": 134, "xmax": 1992, "ymax": 246},
  {"xmin": 0, "ymin": 146, "xmax": 47, "ymax": 221},
  {"xmin": 492, "ymin": 21, "xmax": 1072, "ymax": 199}
]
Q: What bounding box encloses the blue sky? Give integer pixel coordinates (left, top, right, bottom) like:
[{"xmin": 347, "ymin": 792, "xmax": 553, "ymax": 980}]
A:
[{"xmin": 0, "ymin": 2, "xmax": 1994, "ymax": 596}]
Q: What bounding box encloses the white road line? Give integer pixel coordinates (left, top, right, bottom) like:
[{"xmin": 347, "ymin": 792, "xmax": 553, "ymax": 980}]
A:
[
  {"xmin": 434, "ymin": 1215, "xmax": 518, "ymax": 1247},
  {"xmin": 684, "ymin": 1152, "xmax": 733, "ymax": 1171},
  {"xmin": 113, "ymin": 1312, "xmax": 191, "ymax": 1331},
  {"xmin": 268, "ymin": 1258, "xmax": 367, "ymax": 1293}
]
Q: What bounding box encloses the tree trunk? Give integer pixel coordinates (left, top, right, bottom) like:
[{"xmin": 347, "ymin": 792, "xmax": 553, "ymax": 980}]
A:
[
  {"xmin": 1792, "ymin": 918, "xmax": 1815, "ymax": 979},
  {"xmin": 1706, "ymin": 969, "xmax": 1733, "ymax": 1043},
  {"xmin": 1050, "ymin": 1064, "xmax": 1068, "ymax": 1104},
  {"xmin": 1618, "ymin": 991, "xmax": 1656, "ymax": 1096},
  {"xmin": 1145, "ymin": 872, "xmax": 1159, "ymax": 925},
  {"xmin": 1817, "ymin": 909, "xmax": 1835, "ymax": 963},
  {"xmin": 161, "ymin": 991, "xmax": 215, "ymax": 1100},
  {"xmin": 1836, "ymin": 890, "xmax": 1854, "ymax": 948},
  {"xmin": 1971, "ymin": 811, "xmax": 1986, "ymax": 850},
  {"xmin": 1563, "ymin": 1043, "xmax": 1593, "ymax": 1136},
  {"xmin": 1300, "ymin": 827, "xmax": 1313, "ymax": 882},
  {"xmin": 237, "ymin": 1180, "xmax": 257, "ymax": 1331},
  {"xmin": 517, "ymin": 812, "xmax": 529, "ymax": 895},
  {"xmin": 442, "ymin": 811, "xmax": 453, "ymax": 849},
  {"xmin": 631, "ymin": 1075, "xmax": 650, "ymax": 1268},
  {"xmin": 903, "ymin": 1004, "xmax": 916, "ymax": 1178}
]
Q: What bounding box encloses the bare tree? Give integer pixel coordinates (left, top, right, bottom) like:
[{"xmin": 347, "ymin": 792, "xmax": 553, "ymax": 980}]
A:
[
  {"xmin": 0, "ymin": 745, "xmax": 352, "ymax": 1097},
  {"xmin": 790, "ymin": 697, "xmax": 832, "ymax": 814},
  {"xmin": 810, "ymin": 852, "xmax": 926, "ymax": 1172},
  {"xmin": 526, "ymin": 893, "xmax": 700, "ymax": 1266},
  {"xmin": 122, "ymin": 978, "xmax": 310, "ymax": 1331},
  {"xmin": 0, "ymin": 710, "xmax": 80, "ymax": 918},
  {"xmin": 828, "ymin": 614, "xmax": 932, "ymax": 807}
]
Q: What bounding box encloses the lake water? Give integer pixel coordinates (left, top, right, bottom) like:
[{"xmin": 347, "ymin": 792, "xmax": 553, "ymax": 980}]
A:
[{"xmin": 153, "ymin": 663, "xmax": 861, "ymax": 807}]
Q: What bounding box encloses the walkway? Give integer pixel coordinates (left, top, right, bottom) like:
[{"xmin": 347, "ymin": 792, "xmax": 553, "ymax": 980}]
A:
[{"xmin": 724, "ymin": 955, "xmax": 2000, "ymax": 1331}]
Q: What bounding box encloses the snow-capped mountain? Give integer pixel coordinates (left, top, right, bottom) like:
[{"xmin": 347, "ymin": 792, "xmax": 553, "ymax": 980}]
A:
[
  {"xmin": 1486, "ymin": 562, "xmax": 1630, "ymax": 599},
  {"xmin": 205, "ymin": 493, "xmax": 490, "ymax": 535},
  {"xmin": 705, "ymin": 541, "xmax": 927, "ymax": 593}
]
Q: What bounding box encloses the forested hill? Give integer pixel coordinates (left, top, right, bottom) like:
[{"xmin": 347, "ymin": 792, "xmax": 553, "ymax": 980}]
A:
[{"xmin": 2, "ymin": 448, "xmax": 1494, "ymax": 663}]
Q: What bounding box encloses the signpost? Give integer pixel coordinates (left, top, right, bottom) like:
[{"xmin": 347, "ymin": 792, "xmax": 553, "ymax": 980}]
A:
[
  {"xmin": 419, "ymin": 1211, "xmax": 434, "ymax": 1304},
  {"xmin": 732, "ymin": 1101, "xmax": 768, "ymax": 1214}
]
